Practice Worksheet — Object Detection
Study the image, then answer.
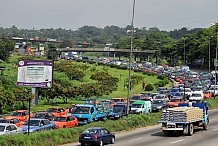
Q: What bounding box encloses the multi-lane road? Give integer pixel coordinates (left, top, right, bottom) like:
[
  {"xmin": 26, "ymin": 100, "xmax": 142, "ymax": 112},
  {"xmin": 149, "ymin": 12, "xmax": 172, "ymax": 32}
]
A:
[{"xmin": 61, "ymin": 109, "xmax": 218, "ymax": 146}]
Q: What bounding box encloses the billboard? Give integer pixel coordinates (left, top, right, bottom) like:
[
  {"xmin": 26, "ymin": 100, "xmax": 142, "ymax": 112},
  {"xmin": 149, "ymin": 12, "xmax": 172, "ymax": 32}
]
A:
[{"xmin": 17, "ymin": 60, "xmax": 53, "ymax": 88}]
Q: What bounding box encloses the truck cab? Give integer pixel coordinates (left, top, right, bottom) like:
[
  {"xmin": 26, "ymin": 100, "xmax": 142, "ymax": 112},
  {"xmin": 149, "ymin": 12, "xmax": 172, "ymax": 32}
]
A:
[{"xmin": 130, "ymin": 100, "xmax": 152, "ymax": 114}]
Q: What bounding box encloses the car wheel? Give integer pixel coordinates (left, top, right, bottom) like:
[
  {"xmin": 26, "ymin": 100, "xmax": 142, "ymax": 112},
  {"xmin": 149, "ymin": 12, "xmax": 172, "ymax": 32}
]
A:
[
  {"xmin": 99, "ymin": 140, "xmax": 103, "ymax": 146},
  {"xmin": 110, "ymin": 137, "xmax": 115, "ymax": 144},
  {"xmin": 81, "ymin": 143, "xmax": 85, "ymax": 146}
]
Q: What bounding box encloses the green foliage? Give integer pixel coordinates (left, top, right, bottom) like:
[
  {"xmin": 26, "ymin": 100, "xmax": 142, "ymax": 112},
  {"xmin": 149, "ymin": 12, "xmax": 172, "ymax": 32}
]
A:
[
  {"xmin": 144, "ymin": 84, "xmax": 154, "ymax": 91},
  {"xmin": 0, "ymin": 37, "xmax": 14, "ymax": 62},
  {"xmin": 0, "ymin": 113, "xmax": 161, "ymax": 146}
]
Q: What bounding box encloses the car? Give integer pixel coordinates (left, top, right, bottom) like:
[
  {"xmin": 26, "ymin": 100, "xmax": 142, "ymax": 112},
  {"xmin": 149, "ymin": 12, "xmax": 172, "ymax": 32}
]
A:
[
  {"xmin": 153, "ymin": 94, "xmax": 169, "ymax": 101},
  {"xmin": 79, "ymin": 127, "xmax": 115, "ymax": 146},
  {"xmin": 46, "ymin": 107, "xmax": 67, "ymax": 117},
  {"xmin": 5, "ymin": 110, "xmax": 33, "ymax": 122},
  {"xmin": 170, "ymin": 88, "xmax": 180, "ymax": 97},
  {"xmin": 189, "ymin": 92, "xmax": 204, "ymax": 101},
  {"xmin": 168, "ymin": 98, "xmax": 185, "ymax": 108},
  {"xmin": 173, "ymin": 92, "xmax": 184, "ymax": 99},
  {"xmin": 111, "ymin": 98, "xmax": 125, "ymax": 103},
  {"xmin": 203, "ymin": 90, "xmax": 212, "ymax": 99},
  {"xmin": 0, "ymin": 118, "xmax": 24, "ymax": 127},
  {"xmin": 109, "ymin": 107, "xmax": 124, "ymax": 119},
  {"xmin": 152, "ymin": 100, "xmax": 168, "ymax": 112},
  {"xmin": 53, "ymin": 115, "xmax": 78, "ymax": 129},
  {"xmin": 21, "ymin": 118, "xmax": 55, "ymax": 133},
  {"xmin": 32, "ymin": 112, "xmax": 56, "ymax": 121},
  {"xmin": 0, "ymin": 123, "xmax": 23, "ymax": 135}
]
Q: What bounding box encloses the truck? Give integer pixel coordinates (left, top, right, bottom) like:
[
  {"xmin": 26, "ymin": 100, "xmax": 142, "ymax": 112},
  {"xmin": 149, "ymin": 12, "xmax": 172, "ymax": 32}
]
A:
[
  {"xmin": 159, "ymin": 102, "xmax": 209, "ymax": 136},
  {"xmin": 70, "ymin": 104, "xmax": 111, "ymax": 125}
]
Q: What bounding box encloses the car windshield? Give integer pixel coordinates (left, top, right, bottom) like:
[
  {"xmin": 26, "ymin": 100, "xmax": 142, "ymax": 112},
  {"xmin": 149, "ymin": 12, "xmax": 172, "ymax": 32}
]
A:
[
  {"xmin": 153, "ymin": 100, "xmax": 163, "ymax": 104},
  {"xmin": 83, "ymin": 128, "xmax": 98, "ymax": 134},
  {"xmin": 203, "ymin": 91, "xmax": 210, "ymax": 94},
  {"xmin": 131, "ymin": 104, "xmax": 142, "ymax": 108},
  {"xmin": 23, "ymin": 120, "xmax": 40, "ymax": 126},
  {"xmin": 159, "ymin": 91, "xmax": 167, "ymax": 94},
  {"xmin": 53, "ymin": 117, "xmax": 66, "ymax": 122},
  {"xmin": 46, "ymin": 108, "xmax": 57, "ymax": 112},
  {"xmin": 150, "ymin": 94, "xmax": 158, "ymax": 98},
  {"xmin": 170, "ymin": 99, "xmax": 181, "ymax": 102},
  {"xmin": 192, "ymin": 94, "xmax": 201, "ymax": 97},
  {"xmin": 33, "ymin": 113, "xmax": 45, "ymax": 118},
  {"xmin": 0, "ymin": 119, "xmax": 9, "ymax": 123},
  {"xmin": 131, "ymin": 96, "xmax": 141, "ymax": 100},
  {"xmin": 112, "ymin": 99, "xmax": 121, "ymax": 102},
  {"xmin": 0, "ymin": 125, "xmax": 5, "ymax": 132},
  {"xmin": 155, "ymin": 96, "xmax": 164, "ymax": 99},
  {"xmin": 71, "ymin": 106, "xmax": 90, "ymax": 114},
  {"xmin": 10, "ymin": 111, "xmax": 22, "ymax": 116},
  {"xmin": 171, "ymin": 89, "xmax": 179, "ymax": 92},
  {"xmin": 113, "ymin": 108, "xmax": 122, "ymax": 113},
  {"xmin": 175, "ymin": 93, "xmax": 183, "ymax": 96}
]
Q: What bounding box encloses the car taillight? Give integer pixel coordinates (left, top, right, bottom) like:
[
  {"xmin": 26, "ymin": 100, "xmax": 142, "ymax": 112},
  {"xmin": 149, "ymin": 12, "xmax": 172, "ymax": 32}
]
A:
[
  {"xmin": 79, "ymin": 134, "xmax": 82, "ymax": 138},
  {"xmin": 94, "ymin": 134, "xmax": 98, "ymax": 139}
]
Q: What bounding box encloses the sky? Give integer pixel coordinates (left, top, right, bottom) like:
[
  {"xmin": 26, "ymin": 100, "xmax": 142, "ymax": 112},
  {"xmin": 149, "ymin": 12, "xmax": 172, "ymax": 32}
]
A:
[{"xmin": 0, "ymin": 0, "xmax": 218, "ymax": 31}]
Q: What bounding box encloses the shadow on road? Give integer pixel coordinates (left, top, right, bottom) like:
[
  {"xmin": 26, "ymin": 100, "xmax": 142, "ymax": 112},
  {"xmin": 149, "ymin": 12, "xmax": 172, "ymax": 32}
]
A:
[{"xmin": 151, "ymin": 131, "xmax": 181, "ymax": 137}]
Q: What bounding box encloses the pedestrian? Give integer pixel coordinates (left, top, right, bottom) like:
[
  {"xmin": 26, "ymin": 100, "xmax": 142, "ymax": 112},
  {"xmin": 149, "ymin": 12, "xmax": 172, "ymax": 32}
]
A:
[{"xmin": 142, "ymin": 81, "xmax": 145, "ymax": 90}]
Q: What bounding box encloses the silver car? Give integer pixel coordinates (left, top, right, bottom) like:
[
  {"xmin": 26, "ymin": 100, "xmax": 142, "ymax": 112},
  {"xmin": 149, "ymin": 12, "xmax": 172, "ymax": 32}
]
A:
[{"xmin": 0, "ymin": 123, "xmax": 23, "ymax": 135}]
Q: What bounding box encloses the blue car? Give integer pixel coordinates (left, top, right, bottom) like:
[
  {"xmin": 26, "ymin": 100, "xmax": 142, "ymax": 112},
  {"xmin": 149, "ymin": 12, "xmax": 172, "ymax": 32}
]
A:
[
  {"xmin": 79, "ymin": 127, "xmax": 115, "ymax": 146},
  {"xmin": 21, "ymin": 118, "xmax": 55, "ymax": 133}
]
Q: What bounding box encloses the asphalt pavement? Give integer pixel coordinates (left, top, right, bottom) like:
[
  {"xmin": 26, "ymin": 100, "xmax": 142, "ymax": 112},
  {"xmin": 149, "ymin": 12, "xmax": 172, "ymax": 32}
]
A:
[{"xmin": 60, "ymin": 109, "xmax": 218, "ymax": 146}]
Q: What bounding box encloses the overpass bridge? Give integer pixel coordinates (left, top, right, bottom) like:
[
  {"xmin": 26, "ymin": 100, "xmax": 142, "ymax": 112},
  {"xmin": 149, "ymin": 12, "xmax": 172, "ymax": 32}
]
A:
[
  {"xmin": 57, "ymin": 47, "xmax": 156, "ymax": 61},
  {"xmin": 57, "ymin": 47, "xmax": 156, "ymax": 54}
]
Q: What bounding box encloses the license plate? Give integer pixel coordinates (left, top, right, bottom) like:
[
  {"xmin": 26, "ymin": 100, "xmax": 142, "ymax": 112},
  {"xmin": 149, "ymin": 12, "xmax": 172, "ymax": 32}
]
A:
[{"xmin": 84, "ymin": 137, "xmax": 91, "ymax": 139}]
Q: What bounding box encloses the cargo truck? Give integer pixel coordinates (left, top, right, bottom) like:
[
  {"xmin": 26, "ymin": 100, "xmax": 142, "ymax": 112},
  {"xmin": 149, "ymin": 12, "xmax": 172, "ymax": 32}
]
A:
[{"xmin": 159, "ymin": 102, "xmax": 209, "ymax": 136}]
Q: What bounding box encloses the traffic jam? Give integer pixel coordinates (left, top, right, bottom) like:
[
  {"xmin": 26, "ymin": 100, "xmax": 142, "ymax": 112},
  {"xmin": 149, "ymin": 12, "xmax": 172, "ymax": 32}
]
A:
[{"xmin": 0, "ymin": 64, "xmax": 215, "ymax": 145}]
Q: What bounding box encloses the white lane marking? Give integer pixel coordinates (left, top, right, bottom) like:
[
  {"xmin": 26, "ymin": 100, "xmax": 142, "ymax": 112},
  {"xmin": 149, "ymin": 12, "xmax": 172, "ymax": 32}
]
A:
[
  {"xmin": 171, "ymin": 139, "xmax": 183, "ymax": 144},
  {"xmin": 130, "ymin": 137, "xmax": 143, "ymax": 141},
  {"xmin": 213, "ymin": 129, "xmax": 218, "ymax": 131}
]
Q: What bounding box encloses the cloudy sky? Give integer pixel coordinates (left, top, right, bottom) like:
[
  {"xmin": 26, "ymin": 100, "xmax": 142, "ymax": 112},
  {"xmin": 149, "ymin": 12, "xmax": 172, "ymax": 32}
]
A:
[{"xmin": 0, "ymin": 0, "xmax": 217, "ymax": 31}]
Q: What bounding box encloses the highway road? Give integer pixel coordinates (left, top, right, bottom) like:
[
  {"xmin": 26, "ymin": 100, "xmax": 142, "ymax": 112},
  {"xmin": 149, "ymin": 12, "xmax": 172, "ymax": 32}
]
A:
[{"xmin": 61, "ymin": 109, "xmax": 218, "ymax": 146}]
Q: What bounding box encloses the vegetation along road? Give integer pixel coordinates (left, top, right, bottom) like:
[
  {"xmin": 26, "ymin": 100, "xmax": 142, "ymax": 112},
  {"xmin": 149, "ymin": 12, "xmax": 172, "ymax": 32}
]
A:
[{"xmin": 62, "ymin": 109, "xmax": 218, "ymax": 146}]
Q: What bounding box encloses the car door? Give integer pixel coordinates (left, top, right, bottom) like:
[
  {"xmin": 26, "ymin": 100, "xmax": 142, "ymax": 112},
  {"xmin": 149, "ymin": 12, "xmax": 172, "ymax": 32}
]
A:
[
  {"xmin": 66, "ymin": 117, "xmax": 71, "ymax": 128},
  {"xmin": 10, "ymin": 125, "xmax": 19, "ymax": 134},
  {"xmin": 103, "ymin": 129, "xmax": 112, "ymax": 143},
  {"xmin": 68, "ymin": 116, "xmax": 75, "ymax": 127},
  {"xmin": 43, "ymin": 120, "xmax": 51, "ymax": 130},
  {"xmin": 100, "ymin": 129, "xmax": 107, "ymax": 143}
]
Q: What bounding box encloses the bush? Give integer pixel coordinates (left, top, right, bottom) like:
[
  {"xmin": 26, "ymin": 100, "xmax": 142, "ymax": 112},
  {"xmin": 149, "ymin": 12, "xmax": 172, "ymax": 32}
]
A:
[
  {"xmin": 157, "ymin": 81, "xmax": 165, "ymax": 87},
  {"xmin": 144, "ymin": 84, "xmax": 154, "ymax": 91}
]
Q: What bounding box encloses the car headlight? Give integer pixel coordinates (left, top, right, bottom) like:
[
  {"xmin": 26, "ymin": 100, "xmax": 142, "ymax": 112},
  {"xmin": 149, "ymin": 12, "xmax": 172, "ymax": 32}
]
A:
[{"xmin": 157, "ymin": 106, "xmax": 162, "ymax": 109}]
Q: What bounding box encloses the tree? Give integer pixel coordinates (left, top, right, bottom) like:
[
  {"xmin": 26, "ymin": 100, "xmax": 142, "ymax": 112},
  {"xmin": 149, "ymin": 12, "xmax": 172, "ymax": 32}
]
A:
[{"xmin": 0, "ymin": 37, "xmax": 14, "ymax": 61}]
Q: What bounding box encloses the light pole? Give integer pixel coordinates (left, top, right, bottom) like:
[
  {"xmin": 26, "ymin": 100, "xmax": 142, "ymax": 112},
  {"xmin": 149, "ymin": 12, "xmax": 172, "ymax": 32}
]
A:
[
  {"xmin": 127, "ymin": 0, "xmax": 136, "ymax": 115},
  {"xmin": 207, "ymin": 36, "xmax": 213, "ymax": 73},
  {"xmin": 182, "ymin": 37, "xmax": 188, "ymax": 66}
]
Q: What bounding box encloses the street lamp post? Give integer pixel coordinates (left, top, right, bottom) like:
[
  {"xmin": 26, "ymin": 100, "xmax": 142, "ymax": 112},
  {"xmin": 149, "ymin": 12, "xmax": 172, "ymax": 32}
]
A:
[
  {"xmin": 182, "ymin": 37, "xmax": 188, "ymax": 66},
  {"xmin": 127, "ymin": 0, "xmax": 136, "ymax": 115},
  {"xmin": 207, "ymin": 36, "xmax": 213, "ymax": 73}
]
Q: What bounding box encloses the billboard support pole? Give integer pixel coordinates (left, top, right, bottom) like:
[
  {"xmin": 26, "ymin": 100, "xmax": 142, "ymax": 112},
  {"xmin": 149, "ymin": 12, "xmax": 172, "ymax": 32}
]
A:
[
  {"xmin": 31, "ymin": 87, "xmax": 39, "ymax": 106},
  {"xmin": 28, "ymin": 95, "xmax": 31, "ymax": 135}
]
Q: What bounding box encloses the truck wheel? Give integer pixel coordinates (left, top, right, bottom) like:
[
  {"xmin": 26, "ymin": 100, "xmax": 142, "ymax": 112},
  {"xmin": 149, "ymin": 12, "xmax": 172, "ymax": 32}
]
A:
[{"xmin": 188, "ymin": 124, "xmax": 194, "ymax": 136}]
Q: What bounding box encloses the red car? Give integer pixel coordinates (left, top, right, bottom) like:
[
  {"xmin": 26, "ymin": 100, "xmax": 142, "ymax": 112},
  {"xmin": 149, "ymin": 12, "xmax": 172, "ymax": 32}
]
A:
[
  {"xmin": 203, "ymin": 90, "xmax": 212, "ymax": 99},
  {"xmin": 53, "ymin": 115, "xmax": 78, "ymax": 129},
  {"xmin": 0, "ymin": 117, "xmax": 24, "ymax": 127},
  {"xmin": 46, "ymin": 107, "xmax": 67, "ymax": 117},
  {"xmin": 6, "ymin": 110, "xmax": 33, "ymax": 122}
]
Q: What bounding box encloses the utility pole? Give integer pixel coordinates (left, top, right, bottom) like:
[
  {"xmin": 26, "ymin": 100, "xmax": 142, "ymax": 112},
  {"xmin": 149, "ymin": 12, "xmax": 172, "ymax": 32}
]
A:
[{"xmin": 127, "ymin": 0, "xmax": 136, "ymax": 115}]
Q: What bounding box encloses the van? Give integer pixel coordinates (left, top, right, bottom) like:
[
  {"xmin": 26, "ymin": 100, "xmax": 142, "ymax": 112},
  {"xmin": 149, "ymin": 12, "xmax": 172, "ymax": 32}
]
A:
[{"xmin": 130, "ymin": 100, "xmax": 152, "ymax": 114}]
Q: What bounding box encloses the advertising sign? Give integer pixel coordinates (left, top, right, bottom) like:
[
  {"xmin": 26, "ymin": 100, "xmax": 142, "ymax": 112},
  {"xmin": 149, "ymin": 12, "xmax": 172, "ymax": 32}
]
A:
[{"xmin": 17, "ymin": 60, "xmax": 53, "ymax": 88}]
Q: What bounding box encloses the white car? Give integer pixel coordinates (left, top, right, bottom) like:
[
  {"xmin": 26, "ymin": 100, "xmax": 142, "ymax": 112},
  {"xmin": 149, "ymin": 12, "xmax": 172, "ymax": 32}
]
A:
[
  {"xmin": 189, "ymin": 92, "xmax": 204, "ymax": 101},
  {"xmin": 0, "ymin": 123, "xmax": 23, "ymax": 135}
]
